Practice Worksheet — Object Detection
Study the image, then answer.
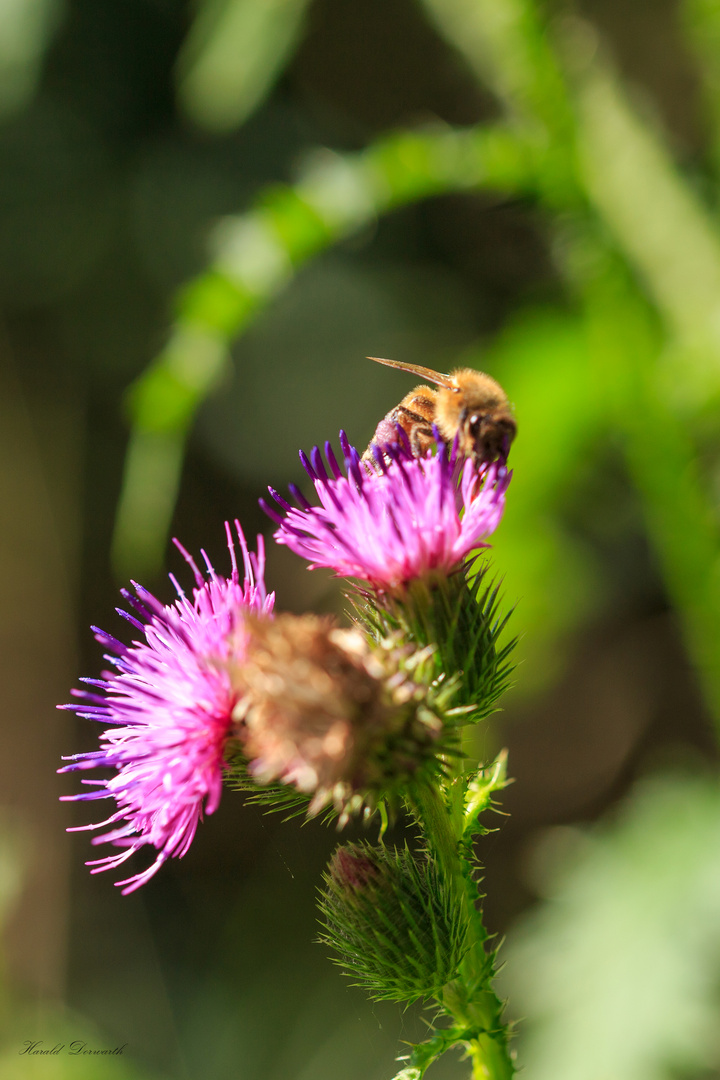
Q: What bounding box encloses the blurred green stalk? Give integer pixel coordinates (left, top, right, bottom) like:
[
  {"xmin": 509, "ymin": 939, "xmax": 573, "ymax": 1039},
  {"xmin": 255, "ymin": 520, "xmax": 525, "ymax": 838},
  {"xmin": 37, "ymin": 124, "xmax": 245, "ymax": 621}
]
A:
[
  {"xmin": 116, "ymin": 0, "xmax": 720, "ymax": 742},
  {"xmin": 112, "ymin": 123, "xmax": 539, "ymax": 580},
  {"xmin": 421, "ymin": 0, "xmax": 720, "ymax": 729}
]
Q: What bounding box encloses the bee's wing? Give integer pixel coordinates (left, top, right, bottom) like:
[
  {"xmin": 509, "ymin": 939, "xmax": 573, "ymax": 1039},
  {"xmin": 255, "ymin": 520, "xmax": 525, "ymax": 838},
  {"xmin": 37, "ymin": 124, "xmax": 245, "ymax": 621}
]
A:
[{"xmin": 367, "ymin": 356, "xmax": 452, "ymax": 388}]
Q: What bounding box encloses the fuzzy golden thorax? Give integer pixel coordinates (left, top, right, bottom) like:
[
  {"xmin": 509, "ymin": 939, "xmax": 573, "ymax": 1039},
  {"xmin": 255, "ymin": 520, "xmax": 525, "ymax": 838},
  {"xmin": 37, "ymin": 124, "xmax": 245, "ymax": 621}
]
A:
[{"xmin": 434, "ymin": 368, "xmax": 516, "ymax": 465}]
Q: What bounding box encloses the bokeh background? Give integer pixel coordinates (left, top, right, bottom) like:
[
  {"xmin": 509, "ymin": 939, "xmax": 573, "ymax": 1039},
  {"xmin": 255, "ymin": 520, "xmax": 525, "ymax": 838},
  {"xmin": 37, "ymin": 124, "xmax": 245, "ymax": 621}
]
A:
[{"xmin": 3, "ymin": 1, "xmax": 720, "ymax": 1078}]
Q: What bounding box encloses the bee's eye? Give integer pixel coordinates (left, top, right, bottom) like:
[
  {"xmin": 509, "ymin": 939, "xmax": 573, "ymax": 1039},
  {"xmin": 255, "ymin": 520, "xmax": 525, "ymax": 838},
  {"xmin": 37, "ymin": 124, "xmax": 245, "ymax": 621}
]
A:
[{"xmin": 469, "ymin": 414, "xmax": 481, "ymax": 436}]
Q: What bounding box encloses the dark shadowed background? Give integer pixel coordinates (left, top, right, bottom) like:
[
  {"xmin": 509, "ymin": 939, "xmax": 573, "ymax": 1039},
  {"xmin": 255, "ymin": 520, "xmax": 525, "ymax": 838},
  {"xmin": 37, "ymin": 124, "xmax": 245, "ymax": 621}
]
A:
[{"xmin": 2, "ymin": 2, "xmax": 720, "ymax": 1078}]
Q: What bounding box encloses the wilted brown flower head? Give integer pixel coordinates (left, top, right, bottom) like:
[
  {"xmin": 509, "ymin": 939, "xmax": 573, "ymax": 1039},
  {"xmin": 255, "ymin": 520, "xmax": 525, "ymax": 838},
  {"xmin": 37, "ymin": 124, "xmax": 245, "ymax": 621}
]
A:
[{"xmin": 231, "ymin": 613, "xmax": 450, "ymax": 821}]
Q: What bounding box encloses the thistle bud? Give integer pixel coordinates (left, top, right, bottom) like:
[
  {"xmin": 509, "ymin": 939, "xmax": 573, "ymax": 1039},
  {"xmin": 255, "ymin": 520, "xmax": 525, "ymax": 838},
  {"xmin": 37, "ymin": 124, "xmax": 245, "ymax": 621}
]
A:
[
  {"xmin": 232, "ymin": 614, "xmax": 455, "ymax": 821},
  {"xmin": 318, "ymin": 842, "xmax": 469, "ymax": 1002}
]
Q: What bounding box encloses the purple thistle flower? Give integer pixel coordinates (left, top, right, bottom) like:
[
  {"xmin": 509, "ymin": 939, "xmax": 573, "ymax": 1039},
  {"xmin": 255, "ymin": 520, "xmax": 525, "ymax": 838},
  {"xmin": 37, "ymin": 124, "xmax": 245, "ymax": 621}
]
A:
[
  {"xmin": 262, "ymin": 433, "xmax": 510, "ymax": 593},
  {"xmin": 59, "ymin": 522, "xmax": 274, "ymax": 894}
]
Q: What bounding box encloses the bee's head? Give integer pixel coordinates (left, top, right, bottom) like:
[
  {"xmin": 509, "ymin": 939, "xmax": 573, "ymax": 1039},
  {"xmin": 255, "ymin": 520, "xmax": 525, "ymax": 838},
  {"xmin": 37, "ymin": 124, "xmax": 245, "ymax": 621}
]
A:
[
  {"xmin": 465, "ymin": 410, "xmax": 516, "ymax": 465},
  {"xmin": 436, "ymin": 369, "xmax": 516, "ymax": 464}
]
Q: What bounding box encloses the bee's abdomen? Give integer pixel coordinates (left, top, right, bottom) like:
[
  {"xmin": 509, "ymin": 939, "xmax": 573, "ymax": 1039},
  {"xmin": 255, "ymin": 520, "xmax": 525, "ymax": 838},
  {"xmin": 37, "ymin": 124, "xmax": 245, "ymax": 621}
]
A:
[{"xmin": 362, "ymin": 388, "xmax": 436, "ymax": 464}]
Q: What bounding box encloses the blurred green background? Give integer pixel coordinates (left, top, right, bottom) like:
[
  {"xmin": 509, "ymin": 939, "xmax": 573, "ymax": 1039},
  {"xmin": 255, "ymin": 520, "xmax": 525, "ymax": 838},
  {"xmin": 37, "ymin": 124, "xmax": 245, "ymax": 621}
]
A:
[{"xmin": 4, "ymin": 0, "xmax": 720, "ymax": 1077}]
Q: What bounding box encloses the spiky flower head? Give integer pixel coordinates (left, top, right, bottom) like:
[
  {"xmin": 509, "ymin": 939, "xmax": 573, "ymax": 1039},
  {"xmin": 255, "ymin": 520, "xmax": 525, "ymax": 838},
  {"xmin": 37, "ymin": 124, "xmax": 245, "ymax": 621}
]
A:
[
  {"xmin": 231, "ymin": 613, "xmax": 458, "ymax": 822},
  {"xmin": 318, "ymin": 841, "xmax": 470, "ymax": 1002},
  {"xmin": 58, "ymin": 523, "xmax": 274, "ymax": 894},
  {"xmin": 263, "ymin": 433, "xmax": 510, "ymax": 595}
]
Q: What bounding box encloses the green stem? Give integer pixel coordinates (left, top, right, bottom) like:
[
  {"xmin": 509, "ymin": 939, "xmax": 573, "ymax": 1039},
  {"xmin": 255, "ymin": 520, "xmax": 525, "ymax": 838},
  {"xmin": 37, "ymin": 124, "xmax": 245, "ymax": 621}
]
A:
[
  {"xmin": 412, "ymin": 782, "xmax": 464, "ymax": 891},
  {"xmin": 410, "ymin": 784, "xmax": 514, "ymax": 1079}
]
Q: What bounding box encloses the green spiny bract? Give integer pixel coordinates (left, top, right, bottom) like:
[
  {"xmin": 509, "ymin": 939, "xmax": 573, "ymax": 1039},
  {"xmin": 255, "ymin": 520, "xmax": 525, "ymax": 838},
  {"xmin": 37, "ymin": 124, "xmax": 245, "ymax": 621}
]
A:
[
  {"xmin": 318, "ymin": 842, "xmax": 470, "ymax": 1002},
  {"xmin": 353, "ymin": 561, "xmax": 516, "ymax": 724}
]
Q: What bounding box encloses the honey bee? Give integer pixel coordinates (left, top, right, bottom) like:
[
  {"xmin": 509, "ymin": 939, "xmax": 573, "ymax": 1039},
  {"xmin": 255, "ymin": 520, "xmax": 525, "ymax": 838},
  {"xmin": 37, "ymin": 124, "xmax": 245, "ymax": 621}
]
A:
[{"xmin": 362, "ymin": 357, "xmax": 516, "ymax": 468}]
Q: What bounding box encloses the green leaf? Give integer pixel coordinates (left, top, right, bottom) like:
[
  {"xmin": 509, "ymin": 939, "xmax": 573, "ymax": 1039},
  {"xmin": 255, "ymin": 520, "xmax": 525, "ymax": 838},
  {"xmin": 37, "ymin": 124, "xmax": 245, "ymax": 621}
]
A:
[
  {"xmin": 419, "ymin": 0, "xmax": 577, "ymax": 189},
  {"xmin": 0, "ymin": 0, "xmax": 63, "ymax": 120},
  {"xmin": 575, "ymin": 58, "xmax": 720, "ymax": 409},
  {"xmin": 463, "ymin": 751, "xmax": 511, "ymax": 839},
  {"xmin": 683, "ymin": 0, "xmax": 720, "ymax": 167},
  {"xmin": 176, "ymin": 0, "xmax": 312, "ymax": 133}
]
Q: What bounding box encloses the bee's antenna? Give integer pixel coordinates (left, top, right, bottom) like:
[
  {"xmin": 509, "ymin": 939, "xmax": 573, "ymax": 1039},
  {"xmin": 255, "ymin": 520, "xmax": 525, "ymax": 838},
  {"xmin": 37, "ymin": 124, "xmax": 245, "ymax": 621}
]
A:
[{"xmin": 366, "ymin": 357, "xmax": 451, "ymax": 387}]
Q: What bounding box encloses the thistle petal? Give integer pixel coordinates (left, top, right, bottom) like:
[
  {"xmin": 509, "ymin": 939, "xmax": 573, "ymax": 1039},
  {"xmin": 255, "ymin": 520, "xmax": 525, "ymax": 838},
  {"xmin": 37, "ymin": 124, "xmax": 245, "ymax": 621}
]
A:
[
  {"xmin": 58, "ymin": 523, "xmax": 274, "ymax": 893},
  {"xmin": 269, "ymin": 436, "xmax": 510, "ymax": 593}
]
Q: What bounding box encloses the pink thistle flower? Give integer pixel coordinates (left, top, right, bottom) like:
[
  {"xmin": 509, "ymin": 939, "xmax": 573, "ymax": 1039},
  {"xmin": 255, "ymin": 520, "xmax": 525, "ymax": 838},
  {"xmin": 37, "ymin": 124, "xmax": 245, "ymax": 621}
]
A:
[
  {"xmin": 59, "ymin": 522, "xmax": 274, "ymax": 894},
  {"xmin": 263, "ymin": 434, "xmax": 510, "ymax": 594}
]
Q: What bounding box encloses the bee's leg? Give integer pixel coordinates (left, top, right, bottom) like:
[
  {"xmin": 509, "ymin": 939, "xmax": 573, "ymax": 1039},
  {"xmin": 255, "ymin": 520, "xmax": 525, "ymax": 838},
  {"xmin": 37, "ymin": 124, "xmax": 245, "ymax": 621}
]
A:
[
  {"xmin": 410, "ymin": 425, "xmax": 435, "ymax": 456},
  {"xmin": 389, "ymin": 404, "xmax": 436, "ymax": 458}
]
